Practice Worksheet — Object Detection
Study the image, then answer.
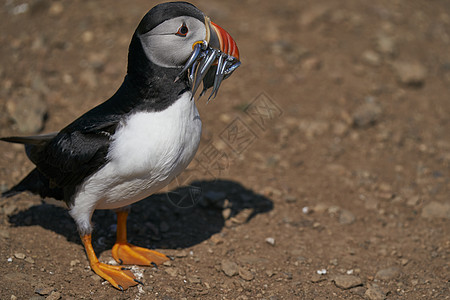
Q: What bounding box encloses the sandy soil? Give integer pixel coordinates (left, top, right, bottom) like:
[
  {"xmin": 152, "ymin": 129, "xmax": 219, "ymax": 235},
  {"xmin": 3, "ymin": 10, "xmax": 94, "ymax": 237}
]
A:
[{"xmin": 0, "ymin": 0, "xmax": 449, "ymax": 299}]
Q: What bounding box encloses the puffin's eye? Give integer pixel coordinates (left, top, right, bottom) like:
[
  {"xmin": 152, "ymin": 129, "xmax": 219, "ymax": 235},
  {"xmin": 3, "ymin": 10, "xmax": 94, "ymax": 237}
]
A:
[{"xmin": 176, "ymin": 23, "xmax": 189, "ymax": 37}]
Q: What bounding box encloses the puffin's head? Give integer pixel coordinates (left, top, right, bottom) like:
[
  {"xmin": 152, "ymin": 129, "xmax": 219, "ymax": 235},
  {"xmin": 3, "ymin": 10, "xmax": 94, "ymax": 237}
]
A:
[{"xmin": 135, "ymin": 1, "xmax": 240, "ymax": 99}]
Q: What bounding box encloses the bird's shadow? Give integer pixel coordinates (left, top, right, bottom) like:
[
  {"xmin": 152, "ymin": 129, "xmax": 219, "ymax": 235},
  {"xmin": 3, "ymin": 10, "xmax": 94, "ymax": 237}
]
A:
[{"xmin": 8, "ymin": 179, "xmax": 273, "ymax": 254}]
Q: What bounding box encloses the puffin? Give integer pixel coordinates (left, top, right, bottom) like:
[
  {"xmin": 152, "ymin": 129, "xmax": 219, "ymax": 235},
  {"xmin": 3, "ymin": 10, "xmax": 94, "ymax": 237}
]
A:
[{"xmin": 1, "ymin": 2, "xmax": 240, "ymax": 291}]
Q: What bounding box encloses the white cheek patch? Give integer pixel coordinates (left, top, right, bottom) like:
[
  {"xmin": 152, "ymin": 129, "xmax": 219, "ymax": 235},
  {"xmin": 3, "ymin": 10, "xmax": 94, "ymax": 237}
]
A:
[
  {"xmin": 140, "ymin": 34, "xmax": 190, "ymax": 68},
  {"xmin": 139, "ymin": 17, "xmax": 206, "ymax": 68}
]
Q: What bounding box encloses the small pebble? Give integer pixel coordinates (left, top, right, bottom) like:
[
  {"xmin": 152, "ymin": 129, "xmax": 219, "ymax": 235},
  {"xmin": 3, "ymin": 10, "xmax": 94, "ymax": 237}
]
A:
[
  {"xmin": 317, "ymin": 269, "xmax": 327, "ymax": 275},
  {"xmin": 25, "ymin": 257, "xmax": 35, "ymax": 264},
  {"xmin": 82, "ymin": 31, "xmax": 94, "ymax": 43},
  {"xmin": 176, "ymin": 250, "xmax": 188, "ymax": 258},
  {"xmin": 313, "ymin": 203, "xmax": 328, "ymax": 214},
  {"xmin": 285, "ymin": 195, "xmax": 297, "ymax": 203},
  {"xmin": 362, "ymin": 50, "xmax": 381, "ymax": 66},
  {"xmin": 339, "ymin": 209, "xmax": 356, "ymax": 225},
  {"xmin": 328, "ymin": 206, "xmax": 340, "ymax": 214},
  {"xmin": 11, "ymin": 3, "xmax": 28, "ymax": 15},
  {"xmin": 221, "ymin": 260, "xmax": 238, "ymax": 277},
  {"xmin": 210, "ymin": 234, "xmax": 224, "ymax": 245},
  {"xmin": 302, "ymin": 57, "xmax": 322, "ymax": 71},
  {"xmin": 365, "ymin": 284, "xmax": 387, "ymax": 300},
  {"xmin": 35, "ymin": 286, "xmax": 54, "ymax": 296},
  {"xmin": 352, "ymin": 101, "xmax": 382, "ymax": 128},
  {"xmin": 350, "ymin": 286, "xmax": 366, "ymax": 297},
  {"xmin": 144, "ymin": 285, "xmax": 154, "ymax": 292},
  {"xmin": 188, "ymin": 275, "xmax": 202, "ymax": 284},
  {"xmin": 375, "ymin": 266, "xmax": 401, "ymax": 281},
  {"xmin": 14, "ymin": 253, "xmax": 26, "ymax": 260},
  {"xmin": 231, "ymin": 208, "xmax": 253, "ymax": 224},
  {"xmin": 165, "ymin": 267, "xmax": 178, "ymax": 277},
  {"xmin": 70, "ymin": 259, "xmax": 80, "ymax": 267},
  {"xmin": 406, "ymin": 196, "xmax": 420, "ymax": 207},
  {"xmin": 265, "ymin": 237, "xmax": 276, "ymax": 246},
  {"xmin": 46, "ymin": 291, "xmax": 61, "ymax": 300},
  {"xmin": 239, "ymin": 267, "xmax": 254, "ymax": 281},
  {"xmin": 376, "ymin": 33, "xmax": 396, "ymax": 56}
]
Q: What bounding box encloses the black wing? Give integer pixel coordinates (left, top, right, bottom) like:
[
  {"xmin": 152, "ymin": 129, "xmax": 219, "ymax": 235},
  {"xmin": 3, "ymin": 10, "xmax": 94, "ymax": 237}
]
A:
[{"xmin": 27, "ymin": 119, "xmax": 119, "ymax": 189}]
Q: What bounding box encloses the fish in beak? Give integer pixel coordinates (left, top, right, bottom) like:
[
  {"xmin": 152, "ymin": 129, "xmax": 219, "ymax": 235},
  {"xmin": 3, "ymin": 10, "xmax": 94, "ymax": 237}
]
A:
[{"xmin": 176, "ymin": 16, "xmax": 241, "ymax": 100}]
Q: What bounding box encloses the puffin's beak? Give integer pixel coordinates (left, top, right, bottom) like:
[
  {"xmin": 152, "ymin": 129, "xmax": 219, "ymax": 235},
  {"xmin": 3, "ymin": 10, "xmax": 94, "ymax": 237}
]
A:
[
  {"xmin": 208, "ymin": 21, "xmax": 240, "ymax": 61},
  {"xmin": 176, "ymin": 16, "xmax": 241, "ymax": 100}
]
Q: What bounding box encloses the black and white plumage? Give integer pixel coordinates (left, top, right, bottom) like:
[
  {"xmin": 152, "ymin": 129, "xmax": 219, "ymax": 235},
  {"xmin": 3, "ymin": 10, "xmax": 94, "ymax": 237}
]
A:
[{"xmin": 1, "ymin": 1, "xmax": 239, "ymax": 290}]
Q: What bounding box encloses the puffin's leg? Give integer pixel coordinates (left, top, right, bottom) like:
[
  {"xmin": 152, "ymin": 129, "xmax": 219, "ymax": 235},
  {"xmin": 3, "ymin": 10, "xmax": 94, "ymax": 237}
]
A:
[
  {"xmin": 70, "ymin": 204, "xmax": 139, "ymax": 290},
  {"xmin": 80, "ymin": 234, "xmax": 139, "ymax": 291},
  {"xmin": 112, "ymin": 208, "xmax": 170, "ymax": 266}
]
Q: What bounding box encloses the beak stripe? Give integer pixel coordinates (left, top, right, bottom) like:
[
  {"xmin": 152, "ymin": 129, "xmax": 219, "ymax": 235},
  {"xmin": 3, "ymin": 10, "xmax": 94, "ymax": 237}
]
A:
[{"xmin": 211, "ymin": 21, "xmax": 240, "ymax": 60}]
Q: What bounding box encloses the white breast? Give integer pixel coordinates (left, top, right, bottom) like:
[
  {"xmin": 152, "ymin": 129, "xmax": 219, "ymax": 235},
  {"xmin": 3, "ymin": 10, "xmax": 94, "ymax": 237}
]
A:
[{"xmin": 72, "ymin": 92, "xmax": 202, "ymax": 212}]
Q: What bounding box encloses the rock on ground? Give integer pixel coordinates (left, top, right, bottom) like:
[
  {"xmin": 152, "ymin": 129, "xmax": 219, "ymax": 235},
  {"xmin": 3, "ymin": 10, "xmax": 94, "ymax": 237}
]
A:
[
  {"xmin": 352, "ymin": 101, "xmax": 382, "ymax": 128},
  {"xmin": 332, "ymin": 275, "xmax": 363, "ymax": 289},
  {"xmin": 392, "ymin": 61, "xmax": 427, "ymax": 86},
  {"xmin": 339, "ymin": 209, "xmax": 356, "ymax": 224},
  {"xmin": 365, "ymin": 284, "xmax": 387, "ymax": 300}
]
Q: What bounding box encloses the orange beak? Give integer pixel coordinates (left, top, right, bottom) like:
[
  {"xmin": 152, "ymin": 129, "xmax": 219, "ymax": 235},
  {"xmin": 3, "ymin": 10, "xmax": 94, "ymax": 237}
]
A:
[{"xmin": 209, "ymin": 21, "xmax": 240, "ymax": 61}]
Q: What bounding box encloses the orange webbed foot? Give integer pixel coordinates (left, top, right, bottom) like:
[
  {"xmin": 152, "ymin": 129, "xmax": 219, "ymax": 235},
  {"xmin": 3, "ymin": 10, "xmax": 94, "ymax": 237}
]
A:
[
  {"xmin": 113, "ymin": 210, "xmax": 170, "ymax": 266},
  {"xmin": 112, "ymin": 242, "xmax": 170, "ymax": 266},
  {"xmin": 81, "ymin": 234, "xmax": 141, "ymax": 291},
  {"xmin": 90, "ymin": 261, "xmax": 140, "ymax": 291}
]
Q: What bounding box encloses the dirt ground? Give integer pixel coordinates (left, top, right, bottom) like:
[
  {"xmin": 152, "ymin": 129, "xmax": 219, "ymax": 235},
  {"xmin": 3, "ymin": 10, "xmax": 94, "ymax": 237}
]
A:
[{"xmin": 1, "ymin": 0, "xmax": 449, "ymax": 299}]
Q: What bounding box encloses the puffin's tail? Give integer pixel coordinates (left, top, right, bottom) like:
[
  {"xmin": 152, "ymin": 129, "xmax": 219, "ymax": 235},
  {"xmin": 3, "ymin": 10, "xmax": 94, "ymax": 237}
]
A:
[
  {"xmin": 2, "ymin": 168, "xmax": 43, "ymax": 198},
  {"xmin": 1, "ymin": 133, "xmax": 56, "ymax": 161},
  {"xmin": 1, "ymin": 168, "xmax": 64, "ymax": 200},
  {"xmin": 2, "ymin": 170, "xmax": 34, "ymax": 198},
  {"xmin": 0, "ymin": 132, "xmax": 57, "ymax": 145},
  {"xmin": 1, "ymin": 133, "xmax": 64, "ymax": 199}
]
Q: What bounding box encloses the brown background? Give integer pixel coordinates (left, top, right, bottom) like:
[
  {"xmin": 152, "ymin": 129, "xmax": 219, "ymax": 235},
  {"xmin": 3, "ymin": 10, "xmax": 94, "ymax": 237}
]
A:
[{"xmin": 1, "ymin": 0, "xmax": 449, "ymax": 299}]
